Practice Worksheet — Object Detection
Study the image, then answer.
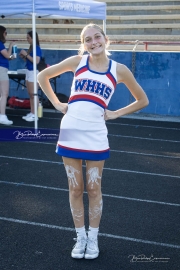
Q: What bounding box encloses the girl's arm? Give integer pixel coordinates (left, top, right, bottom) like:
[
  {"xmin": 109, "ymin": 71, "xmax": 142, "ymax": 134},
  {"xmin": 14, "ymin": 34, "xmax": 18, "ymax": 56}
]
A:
[
  {"xmin": 26, "ymin": 54, "xmax": 40, "ymax": 64},
  {"xmin": 37, "ymin": 55, "xmax": 82, "ymax": 113},
  {"xmin": 105, "ymin": 63, "xmax": 149, "ymax": 120},
  {"xmin": 1, "ymin": 42, "xmax": 14, "ymax": 59},
  {"xmin": 19, "ymin": 49, "xmax": 40, "ymax": 63}
]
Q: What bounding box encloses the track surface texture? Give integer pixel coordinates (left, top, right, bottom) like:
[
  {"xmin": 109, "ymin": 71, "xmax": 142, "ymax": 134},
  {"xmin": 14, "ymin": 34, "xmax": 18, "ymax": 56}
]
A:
[{"xmin": 0, "ymin": 109, "xmax": 180, "ymax": 270}]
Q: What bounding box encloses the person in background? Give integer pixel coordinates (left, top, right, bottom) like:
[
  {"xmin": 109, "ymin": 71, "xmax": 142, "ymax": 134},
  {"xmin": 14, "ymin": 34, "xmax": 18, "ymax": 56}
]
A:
[
  {"xmin": 37, "ymin": 23, "xmax": 149, "ymax": 260},
  {"xmin": 0, "ymin": 25, "xmax": 15, "ymax": 125},
  {"xmin": 19, "ymin": 31, "xmax": 42, "ymax": 122}
]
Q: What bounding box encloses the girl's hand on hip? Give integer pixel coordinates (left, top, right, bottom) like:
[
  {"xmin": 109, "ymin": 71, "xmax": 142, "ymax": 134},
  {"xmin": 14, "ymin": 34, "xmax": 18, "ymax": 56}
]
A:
[
  {"xmin": 104, "ymin": 109, "xmax": 119, "ymax": 121},
  {"xmin": 54, "ymin": 102, "xmax": 68, "ymax": 114}
]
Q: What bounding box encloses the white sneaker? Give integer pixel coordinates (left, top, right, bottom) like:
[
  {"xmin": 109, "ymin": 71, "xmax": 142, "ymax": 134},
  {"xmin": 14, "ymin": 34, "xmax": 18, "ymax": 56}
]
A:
[
  {"xmin": 85, "ymin": 237, "xmax": 99, "ymax": 259},
  {"xmin": 22, "ymin": 112, "xmax": 33, "ymax": 120},
  {"xmin": 0, "ymin": 115, "xmax": 13, "ymax": 125},
  {"xmin": 24, "ymin": 114, "xmax": 38, "ymax": 122},
  {"xmin": 71, "ymin": 236, "xmax": 87, "ymax": 259}
]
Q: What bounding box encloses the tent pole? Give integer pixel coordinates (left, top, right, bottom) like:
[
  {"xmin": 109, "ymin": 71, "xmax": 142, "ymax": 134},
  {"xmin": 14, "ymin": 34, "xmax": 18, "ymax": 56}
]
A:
[
  {"xmin": 32, "ymin": 11, "xmax": 38, "ymax": 130},
  {"xmin": 103, "ymin": 20, "xmax": 106, "ymax": 35}
]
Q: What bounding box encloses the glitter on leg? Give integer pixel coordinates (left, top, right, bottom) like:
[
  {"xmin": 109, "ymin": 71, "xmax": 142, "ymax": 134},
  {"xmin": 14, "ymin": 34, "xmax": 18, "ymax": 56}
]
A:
[
  {"xmin": 87, "ymin": 167, "xmax": 101, "ymax": 189},
  {"xmin": 65, "ymin": 165, "xmax": 80, "ymax": 187},
  {"xmin": 89, "ymin": 199, "xmax": 103, "ymax": 221},
  {"xmin": 70, "ymin": 205, "xmax": 84, "ymax": 222}
]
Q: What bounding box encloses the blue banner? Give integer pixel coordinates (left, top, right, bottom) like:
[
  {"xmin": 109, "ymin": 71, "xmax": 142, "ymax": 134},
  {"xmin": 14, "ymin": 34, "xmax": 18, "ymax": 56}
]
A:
[{"xmin": 0, "ymin": 128, "xmax": 59, "ymax": 142}]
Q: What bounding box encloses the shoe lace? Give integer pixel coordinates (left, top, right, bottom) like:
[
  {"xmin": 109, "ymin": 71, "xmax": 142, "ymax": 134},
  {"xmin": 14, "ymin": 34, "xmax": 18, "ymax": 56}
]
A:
[
  {"xmin": 87, "ymin": 238, "xmax": 97, "ymax": 250},
  {"xmin": 73, "ymin": 237, "xmax": 87, "ymax": 249}
]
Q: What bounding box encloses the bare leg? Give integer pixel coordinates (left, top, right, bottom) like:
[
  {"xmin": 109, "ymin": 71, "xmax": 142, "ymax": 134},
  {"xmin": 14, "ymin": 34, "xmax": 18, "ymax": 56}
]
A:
[
  {"xmin": 26, "ymin": 81, "xmax": 39, "ymax": 114},
  {"xmin": 0, "ymin": 80, "xmax": 9, "ymax": 115},
  {"xmin": 62, "ymin": 157, "xmax": 84, "ymax": 228},
  {"xmin": 84, "ymin": 160, "xmax": 104, "ymax": 259},
  {"xmin": 86, "ymin": 160, "xmax": 105, "ymax": 228}
]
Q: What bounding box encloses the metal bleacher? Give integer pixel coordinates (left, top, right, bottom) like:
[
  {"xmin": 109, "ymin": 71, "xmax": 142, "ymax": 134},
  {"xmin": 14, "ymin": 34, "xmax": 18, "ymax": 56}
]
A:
[{"xmin": 1, "ymin": 0, "xmax": 180, "ymax": 51}]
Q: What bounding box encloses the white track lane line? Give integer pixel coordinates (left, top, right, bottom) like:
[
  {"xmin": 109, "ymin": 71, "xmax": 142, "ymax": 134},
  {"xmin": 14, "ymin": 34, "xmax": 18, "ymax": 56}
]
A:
[
  {"xmin": 0, "ymin": 180, "xmax": 179, "ymax": 207},
  {"xmin": 10, "ymin": 117, "xmax": 180, "ymax": 131},
  {"xmin": 0, "ymin": 217, "xmax": 179, "ymax": 249},
  {"xmin": 0, "ymin": 155, "xmax": 180, "ymax": 179},
  {"xmin": 23, "ymin": 141, "xmax": 180, "ymax": 159},
  {"xmin": 108, "ymin": 134, "xmax": 180, "ymax": 143},
  {"xmin": 111, "ymin": 149, "xmax": 180, "ymax": 159},
  {"xmin": 107, "ymin": 121, "xmax": 180, "ymax": 131},
  {"xmin": 4, "ymin": 125, "xmax": 180, "ymax": 143},
  {"xmin": 24, "ymin": 141, "xmax": 180, "ymax": 159}
]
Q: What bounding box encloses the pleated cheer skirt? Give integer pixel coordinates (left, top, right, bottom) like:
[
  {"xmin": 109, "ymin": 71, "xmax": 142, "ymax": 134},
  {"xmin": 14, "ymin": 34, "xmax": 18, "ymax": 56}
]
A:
[{"xmin": 56, "ymin": 114, "xmax": 110, "ymax": 160}]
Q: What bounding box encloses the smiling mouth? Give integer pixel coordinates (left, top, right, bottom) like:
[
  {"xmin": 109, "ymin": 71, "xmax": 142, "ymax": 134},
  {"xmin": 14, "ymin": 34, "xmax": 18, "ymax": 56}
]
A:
[{"xmin": 92, "ymin": 45, "xmax": 101, "ymax": 50}]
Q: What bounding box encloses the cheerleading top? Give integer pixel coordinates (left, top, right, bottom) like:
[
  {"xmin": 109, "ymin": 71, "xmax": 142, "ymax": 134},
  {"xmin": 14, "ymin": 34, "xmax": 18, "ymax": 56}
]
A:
[
  {"xmin": 66, "ymin": 54, "xmax": 117, "ymax": 122},
  {"xmin": 26, "ymin": 45, "xmax": 42, "ymax": 71},
  {"xmin": 56, "ymin": 54, "xmax": 117, "ymax": 160}
]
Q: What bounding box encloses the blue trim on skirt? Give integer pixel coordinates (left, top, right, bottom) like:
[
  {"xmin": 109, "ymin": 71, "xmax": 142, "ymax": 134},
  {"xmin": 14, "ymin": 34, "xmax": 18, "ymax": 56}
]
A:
[{"xmin": 56, "ymin": 145, "xmax": 110, "ymax": 161}]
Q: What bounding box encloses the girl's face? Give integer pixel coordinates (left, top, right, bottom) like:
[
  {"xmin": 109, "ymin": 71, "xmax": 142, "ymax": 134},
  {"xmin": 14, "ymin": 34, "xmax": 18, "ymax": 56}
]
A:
[
  {"xmin": 3, "ymin": 30, "xmax": 7, "ymax": 41},
  {"xmin": 83, "ymin": 27, "xmax": 107, "ymax": 55},
  {"xmin": 27, "ymin": 34, "xmax": 32, "ymax": 45}
]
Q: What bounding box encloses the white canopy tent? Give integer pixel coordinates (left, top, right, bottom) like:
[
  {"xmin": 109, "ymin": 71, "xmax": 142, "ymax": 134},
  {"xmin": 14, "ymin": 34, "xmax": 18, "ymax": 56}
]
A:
[{"xmin": 1, "ymin": 0, "xmax": 106, "ymax": 129}]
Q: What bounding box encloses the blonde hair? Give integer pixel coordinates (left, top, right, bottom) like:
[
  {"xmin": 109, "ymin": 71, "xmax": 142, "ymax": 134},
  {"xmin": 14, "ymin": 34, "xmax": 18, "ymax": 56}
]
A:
[{"xmin": 78, "ymin": 23, "xmax": 110, "ymax": 56}]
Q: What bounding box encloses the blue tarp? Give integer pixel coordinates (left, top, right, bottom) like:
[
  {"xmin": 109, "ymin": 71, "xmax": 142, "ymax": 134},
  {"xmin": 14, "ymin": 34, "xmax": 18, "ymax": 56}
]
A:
[
  {"xmin": 0, "ymin": 0, "xmax": 32, "ymax": 18},
  {"xmin": 1, "ymin": 0, "xmax": 106, "ymax": 20},
  {"xmin": 35, "ymin": 0, "xmax": 106, "ymax": 20}
]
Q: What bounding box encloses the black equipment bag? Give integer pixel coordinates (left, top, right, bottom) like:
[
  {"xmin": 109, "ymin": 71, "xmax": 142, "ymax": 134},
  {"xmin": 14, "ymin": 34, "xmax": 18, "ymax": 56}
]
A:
[{"xmin": 37, "ymin": 57, "xmax": 47, "ymax": 72}]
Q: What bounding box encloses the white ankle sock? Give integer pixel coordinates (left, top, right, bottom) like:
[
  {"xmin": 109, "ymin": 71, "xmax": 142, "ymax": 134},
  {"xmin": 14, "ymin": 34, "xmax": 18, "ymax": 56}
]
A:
[
  {"xmin": 88, "ymin": 226, "xmax": 99, "ymax": 239},
  {"xmin": 75, "ymin": 226, "xmax": 87, "ymax": 238}
]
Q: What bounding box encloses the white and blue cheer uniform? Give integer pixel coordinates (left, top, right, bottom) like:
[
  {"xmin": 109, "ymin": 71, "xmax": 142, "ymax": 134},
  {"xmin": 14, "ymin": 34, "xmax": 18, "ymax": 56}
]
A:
[{"xmin": 56, "ymin": 54, "xmax": 117, "ymax": 160}]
